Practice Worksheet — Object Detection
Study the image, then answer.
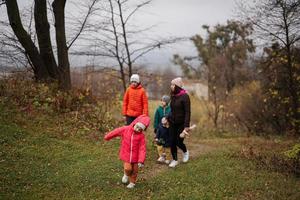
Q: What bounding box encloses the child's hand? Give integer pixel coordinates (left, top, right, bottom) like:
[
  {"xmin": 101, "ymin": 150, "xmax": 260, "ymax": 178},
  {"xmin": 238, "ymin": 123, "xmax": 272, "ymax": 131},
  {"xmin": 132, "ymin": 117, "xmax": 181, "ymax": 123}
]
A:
[
  {"xmin": 138, "ymin": 163, "xmax": 144, "ymax": 168},
  {"xmin": 104, "ymin": 133, "xmax": 109, "ymax": 141}
]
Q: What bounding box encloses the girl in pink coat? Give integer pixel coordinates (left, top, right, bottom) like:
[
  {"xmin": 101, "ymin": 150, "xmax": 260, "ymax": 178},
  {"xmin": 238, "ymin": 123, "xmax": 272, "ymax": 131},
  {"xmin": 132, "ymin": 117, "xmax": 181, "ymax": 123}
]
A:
[{"xmin": 104, "ymin": 114, "xmax": 150, "ymax": 189}]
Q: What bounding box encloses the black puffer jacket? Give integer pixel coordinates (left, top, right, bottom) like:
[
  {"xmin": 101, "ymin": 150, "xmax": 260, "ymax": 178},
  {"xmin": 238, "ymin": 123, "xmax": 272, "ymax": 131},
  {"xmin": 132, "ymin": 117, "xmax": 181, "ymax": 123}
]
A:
[
  {"xmin": 169, "ymin": 89, "xmax": 191, "ymax": 127},
  {"xmin": 156, "ymin": 123, "xmax": 171, "ymax": 147}
]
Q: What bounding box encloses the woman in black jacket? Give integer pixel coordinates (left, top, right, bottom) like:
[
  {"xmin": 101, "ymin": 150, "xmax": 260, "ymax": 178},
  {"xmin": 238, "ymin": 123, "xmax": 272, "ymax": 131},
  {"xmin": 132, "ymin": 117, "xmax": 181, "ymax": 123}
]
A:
[{"xmin": 168, "ymin": 77, "xmax": 191, "ymax": 168}]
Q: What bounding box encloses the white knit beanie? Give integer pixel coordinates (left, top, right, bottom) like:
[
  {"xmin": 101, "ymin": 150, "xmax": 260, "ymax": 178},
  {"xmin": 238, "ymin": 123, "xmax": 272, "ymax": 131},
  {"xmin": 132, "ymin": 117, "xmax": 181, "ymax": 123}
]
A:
[
  {"xmin": 135, "ymin": 122, "xmax": 146, "ymax": 130},
  {"xmin": 130, "ymin": 74, "xmax": 140, "ymax": 83},
  {"xmin": 171, "ymin": 77, "xmax": 183, "ymax": 88}
]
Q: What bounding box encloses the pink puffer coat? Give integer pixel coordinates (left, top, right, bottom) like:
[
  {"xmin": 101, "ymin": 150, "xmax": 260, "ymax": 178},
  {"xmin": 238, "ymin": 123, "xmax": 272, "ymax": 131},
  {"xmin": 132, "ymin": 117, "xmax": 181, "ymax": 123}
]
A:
[{"xmin": 104, "ymin": 115, "xmax": 150, "ymax": 163}]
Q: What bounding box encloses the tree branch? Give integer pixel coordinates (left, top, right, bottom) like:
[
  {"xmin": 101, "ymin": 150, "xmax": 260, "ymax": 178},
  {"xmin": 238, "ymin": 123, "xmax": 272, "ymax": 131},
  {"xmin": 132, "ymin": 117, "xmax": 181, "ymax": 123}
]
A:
[
  {"xmin": 67, "ymin": 0, "xmax": 99, "ymax": 50},
  {"xmin": 124, "ymin": 0, "xmax": 151, "ymax": 25}
]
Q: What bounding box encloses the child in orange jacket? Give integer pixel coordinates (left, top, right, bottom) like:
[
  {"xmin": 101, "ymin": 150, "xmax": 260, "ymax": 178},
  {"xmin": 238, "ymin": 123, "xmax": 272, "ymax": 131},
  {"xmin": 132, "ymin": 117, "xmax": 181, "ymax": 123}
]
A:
[
  {"xmin": 122, "ymin": 74, "xmax": 149, "ymax": 125},
  {"xmin": 104, "ymin": 114, "xmax": 150, "ymax": 189}
]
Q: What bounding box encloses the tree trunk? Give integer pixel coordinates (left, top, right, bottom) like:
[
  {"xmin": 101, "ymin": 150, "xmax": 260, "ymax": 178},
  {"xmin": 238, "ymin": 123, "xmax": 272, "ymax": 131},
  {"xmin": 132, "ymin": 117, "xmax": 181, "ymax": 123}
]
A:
[
  {"xmin": 108, "ymin": 0, "xmax": 127, "ymax": 92},
  {"xmin": 6, "ymin": 0, "xmax": 49, "ymax": 80},
  {"xmin": 52, "ymin": 0, "xmax": 71, "ymax": 90},
  {"xmin": 34, "ymin": 0, "xmax": 58, "ymax": 79},
  {"xmin": 212, "ymin": 88, "xmax": 219, "ymax": 129},
  {"xmin": 120, "ymin": 67, "xmax": 127, "ymax": 93},
  {"xmin": 117, "ymin": 0, "xmax": 132, "ymax": 79},
  {"xmin": 286, "ymin": 46, "xmax": 299, "ymax": 135},
  {"xmin": 283, "ymin": 9, "xmax": 300, "ymax": 135}
]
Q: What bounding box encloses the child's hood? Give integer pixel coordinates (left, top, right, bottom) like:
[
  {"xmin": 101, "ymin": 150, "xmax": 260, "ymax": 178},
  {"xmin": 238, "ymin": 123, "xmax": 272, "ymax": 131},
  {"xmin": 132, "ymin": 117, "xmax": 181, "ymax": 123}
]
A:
[{"xmin": 130, "ymin": 114, "xmax": 150, "ymax": 129}]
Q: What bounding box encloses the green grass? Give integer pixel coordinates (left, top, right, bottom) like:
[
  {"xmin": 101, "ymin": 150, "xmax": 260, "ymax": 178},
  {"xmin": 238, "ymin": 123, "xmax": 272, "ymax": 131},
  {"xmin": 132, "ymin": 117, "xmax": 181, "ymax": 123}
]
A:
[
  {"xmin": 1, "ymin": 101, "xmax": 300, "ymax": 199},
  {"xmin": 138, "ymin": 152, "xmax": 300, "ymax": 200}
]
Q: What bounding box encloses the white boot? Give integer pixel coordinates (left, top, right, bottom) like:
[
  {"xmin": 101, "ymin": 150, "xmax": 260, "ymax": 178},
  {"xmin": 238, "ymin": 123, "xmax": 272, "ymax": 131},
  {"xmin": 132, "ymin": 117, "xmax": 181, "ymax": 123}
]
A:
[
  {"xmin": 168, "ymin": 160, "xmax": 179, "ymax": 168},
  {"xmin": 157, "ymin": 156, "xmax": 165, "ymax": 163},
  {"xmin": 183, "ymin": 150, "xmax": 189, "ymax": 163},
  {"xmin": 122, "ymin": 174, "xmax": 128, "ymax": 184},
  {"xmin": 127, "ymin": 182, "xmax": 135, "ymax": 189}
]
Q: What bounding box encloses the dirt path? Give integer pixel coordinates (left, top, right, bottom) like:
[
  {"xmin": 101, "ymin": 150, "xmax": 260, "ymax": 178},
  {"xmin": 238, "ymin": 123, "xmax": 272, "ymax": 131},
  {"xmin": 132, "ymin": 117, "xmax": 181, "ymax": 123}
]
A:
[{"xmin": 140, "ymin": 139, "xmax": 218, "ymax": 181}]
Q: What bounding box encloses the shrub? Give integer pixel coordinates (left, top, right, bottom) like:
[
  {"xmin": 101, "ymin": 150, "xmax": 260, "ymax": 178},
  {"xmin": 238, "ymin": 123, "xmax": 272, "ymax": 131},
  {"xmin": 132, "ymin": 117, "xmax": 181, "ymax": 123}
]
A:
[
  {"xmin": 236, "ymin": 142, "xmax": 300, "ymax": 177},
  {"xmin": 226, "ymin": 81, "xmax": 267, "ymax": 134},
  {"xmin": 0, "ymin": 76, "xmax": 121, "ymax": 138},
  {"xmin": 284, "ymin": 144, "xmax": 300, "ymax": 160}
]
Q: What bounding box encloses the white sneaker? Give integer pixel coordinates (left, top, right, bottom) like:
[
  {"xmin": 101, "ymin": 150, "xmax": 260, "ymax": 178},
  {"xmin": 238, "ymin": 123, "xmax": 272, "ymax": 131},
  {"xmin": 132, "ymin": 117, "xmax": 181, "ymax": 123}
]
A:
[
  {"xmin": 165, "ymin": 160, "xmax": 170, "ymax": 165},
  {"xmin": 122, "ymin": 174, "xmax": 128, "ymax": 184},
  {"xmin": 127, "ymin": 182, "xmax": 135, "ymax": 189},
  {"xmin": 168, "ymin": 160, "xmax": 179, "ymax": 168},
  {"xmin": 157, "ymin": 156, "xmax": 165, "ymax": 163},
  {"xmin": 183, "ymin": 150, "xmax": 189, "ymax": 163}
]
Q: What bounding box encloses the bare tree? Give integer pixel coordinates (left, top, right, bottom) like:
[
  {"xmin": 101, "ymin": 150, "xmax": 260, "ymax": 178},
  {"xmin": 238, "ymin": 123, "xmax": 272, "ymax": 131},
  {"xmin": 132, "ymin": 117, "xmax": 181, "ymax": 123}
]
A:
[
  {"xmin": 52, "ymin": 0, "xmax": 71, "ymax": 90},
  {"xmin": 1, "ymin": 2, "xmax": 38, "ymax": 70},
  {"xmin": 173, "ymin": 21, "xmax": 255, "ymax": 130},
  {"xmin": 238, "ymin": 0, "xmax": 300, "ymax": 134},
  {"xmin": 35, "ymin": 0, "xmax": 58, "ymax": 79},
  {"xmin": 0, "ymin": 20, "xmax": 29, "ymax": 69},
  {"xmin": 66, "ymin": 0, "xmax": 100, "ymax": 50},
  {"xmin": 70, "ymin": 0, "xmax": 186, "ymax": 92},
  {"xmin": 5, "ymin": 0, "xmax": 50, "ymax": 80},
  {"xmin": 3, "ymin": 0, "xmax": 100, "ymax": 90},
  {"xmin": 108, "ymin": 0, "xmax": 127, "ymax": 91}
]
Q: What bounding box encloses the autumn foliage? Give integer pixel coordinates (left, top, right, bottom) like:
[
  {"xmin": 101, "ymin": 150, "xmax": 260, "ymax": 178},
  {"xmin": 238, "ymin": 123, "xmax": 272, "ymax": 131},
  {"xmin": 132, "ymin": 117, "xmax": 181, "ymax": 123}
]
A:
[{"xmin": 0, "ymin": 75, "xmax": 121, "ymax": 137}]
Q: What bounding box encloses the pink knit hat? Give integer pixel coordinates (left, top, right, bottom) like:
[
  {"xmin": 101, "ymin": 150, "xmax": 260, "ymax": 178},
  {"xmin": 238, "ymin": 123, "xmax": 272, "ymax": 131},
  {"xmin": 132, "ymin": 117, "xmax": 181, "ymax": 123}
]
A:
[{"xmin": 171, "ymin": 77, "xmax": 183, "ymax": 88}]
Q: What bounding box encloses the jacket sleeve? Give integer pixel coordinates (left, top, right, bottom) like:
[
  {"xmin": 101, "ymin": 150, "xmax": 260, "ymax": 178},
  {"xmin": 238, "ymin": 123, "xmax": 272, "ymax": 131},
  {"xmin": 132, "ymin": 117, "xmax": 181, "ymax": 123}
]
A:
[
  {"xmin": 138, "ymin": 135, "xmax": 146, "ymax": 163},
  {"xmin": 183, "ymin": 94, "xmax": 191, "ymax": 128},
  {"xmin": 142, "ymin": 89, "xmax": 149, "ymax": 116},
  {"xmin": 155, "ymin": 126, "xmax": 161, "ymax": 139},
  {"xmin": 104, "ymin": 126, "xmax": 125, "ymax": 141},
  {"xmin": 166, "ymin": 106, "xmax": 171, "ymax": 116},
  {"xmin": 122, "ymin": 89, "xmax": 129, "ymax": 115},
  {"xmin": 153, "ymin": 109, "xmax": 159, "ymax": 129}
]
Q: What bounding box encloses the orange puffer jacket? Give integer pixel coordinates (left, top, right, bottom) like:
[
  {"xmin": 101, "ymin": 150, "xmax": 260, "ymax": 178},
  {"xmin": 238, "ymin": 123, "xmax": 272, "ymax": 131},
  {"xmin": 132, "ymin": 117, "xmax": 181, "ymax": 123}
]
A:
[
  {"xmin": 104, "ymin": 115, "xmax": 150, "ymax": 163},
  {"xmin": 122, "ymin": 84, "xmax": 149, "ymax": 117}
]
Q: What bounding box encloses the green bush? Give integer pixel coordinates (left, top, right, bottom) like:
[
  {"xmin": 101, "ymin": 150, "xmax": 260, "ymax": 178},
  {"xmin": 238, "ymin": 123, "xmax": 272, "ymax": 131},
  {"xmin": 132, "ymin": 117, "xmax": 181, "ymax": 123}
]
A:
[{"xmin": 284, "ymin": 144, "xmax": 300, "ymax": 160}]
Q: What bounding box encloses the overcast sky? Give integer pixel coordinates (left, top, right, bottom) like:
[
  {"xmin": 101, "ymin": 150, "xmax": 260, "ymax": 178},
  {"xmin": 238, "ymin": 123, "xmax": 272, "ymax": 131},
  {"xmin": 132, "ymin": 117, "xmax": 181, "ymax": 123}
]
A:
[
  {"xmin": 136, "ymin": 0, "xmax": 237, "ymax": 37},
  {"xmin": 2, "ymin": 0, "xmax": 240, "ymax": 70},
  {"xmin": 80, "ymin": 0, "xmax": 239, "ymax": 69},
  {"xmin": 114, "ymin": 0, "xmax": 239, "ymax": 70}
]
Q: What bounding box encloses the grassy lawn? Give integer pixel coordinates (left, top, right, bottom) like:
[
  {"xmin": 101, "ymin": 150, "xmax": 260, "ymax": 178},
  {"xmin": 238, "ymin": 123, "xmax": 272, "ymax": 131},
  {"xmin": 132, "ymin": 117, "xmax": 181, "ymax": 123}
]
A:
[
  {"xmin": 1, "ymin": 101, "xmax": 300, "ymax": 199},
  {"xmin": 139, "ymin": 152, "xmax": 300, "ymax": 200}
]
